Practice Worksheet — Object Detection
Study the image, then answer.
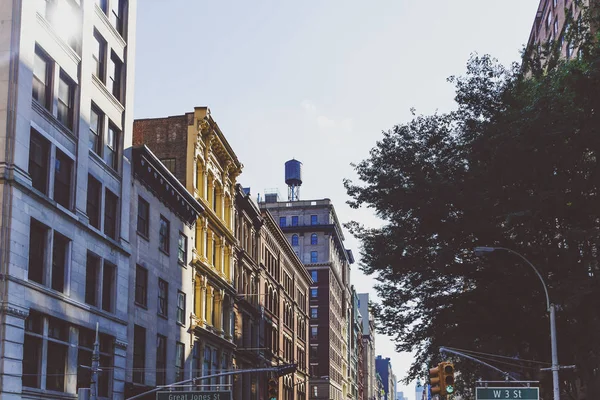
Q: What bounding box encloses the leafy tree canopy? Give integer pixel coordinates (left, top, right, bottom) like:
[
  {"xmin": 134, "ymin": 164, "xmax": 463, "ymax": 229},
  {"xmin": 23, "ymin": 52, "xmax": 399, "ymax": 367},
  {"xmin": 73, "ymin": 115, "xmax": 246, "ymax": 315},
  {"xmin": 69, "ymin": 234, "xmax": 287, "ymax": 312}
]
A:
[{"xmin": 345, "ymin": 6, "xmax": 600, "ymax": 398}]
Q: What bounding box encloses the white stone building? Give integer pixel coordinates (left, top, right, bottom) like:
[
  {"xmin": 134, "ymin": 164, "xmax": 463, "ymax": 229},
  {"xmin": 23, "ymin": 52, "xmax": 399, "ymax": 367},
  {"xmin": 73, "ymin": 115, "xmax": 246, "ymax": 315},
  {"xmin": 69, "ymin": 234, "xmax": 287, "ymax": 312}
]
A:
[{"xmin": 0, "ymin": 0, "xmax": 136, "ymax": 398}]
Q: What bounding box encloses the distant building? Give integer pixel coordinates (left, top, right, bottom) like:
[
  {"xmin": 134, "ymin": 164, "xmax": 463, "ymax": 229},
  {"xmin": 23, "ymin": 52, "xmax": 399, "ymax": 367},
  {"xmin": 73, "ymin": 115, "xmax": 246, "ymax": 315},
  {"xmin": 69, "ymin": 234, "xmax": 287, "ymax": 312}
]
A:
[
  {"xmin": 396, "ymin": 391, "xmax": 408, "ymax": 400},
  {"xmin": 359, "ymin": 293, "xmax": 376, "ymax": 400},
  {"xmin": 375, "ymin": 356, "xmax": 396, "ymax": 400},
  {"xmin": 350, "ymin": 287, "xmax": 362, "ymax": 400},
  {"xmin": 415, "ymin": 380, "xmax": 425, "ymax": 400}
]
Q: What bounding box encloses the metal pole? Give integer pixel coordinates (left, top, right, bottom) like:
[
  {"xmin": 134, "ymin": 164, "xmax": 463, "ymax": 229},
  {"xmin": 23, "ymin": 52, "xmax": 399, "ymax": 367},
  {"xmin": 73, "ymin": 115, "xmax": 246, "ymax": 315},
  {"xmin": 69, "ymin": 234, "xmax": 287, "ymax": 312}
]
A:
[
  {"xmin": 90, "ymin": 322, "xmax": 100, "ymax": 400},
  {"xmin": 550, "ymin": 304, "xmax": 560, "ymax": 400}
]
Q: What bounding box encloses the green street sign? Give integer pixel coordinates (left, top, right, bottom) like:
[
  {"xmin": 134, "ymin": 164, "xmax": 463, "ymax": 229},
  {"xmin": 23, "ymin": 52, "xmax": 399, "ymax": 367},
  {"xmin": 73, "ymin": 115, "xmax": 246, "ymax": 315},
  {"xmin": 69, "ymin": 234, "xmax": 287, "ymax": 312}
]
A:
[
  {"xmin": 476, "ymin": 387, "xmax": 539, "ymax": 400},
  {"xmin": 156, "ymin": 391, "xmax": 231, "ymax": 400}
]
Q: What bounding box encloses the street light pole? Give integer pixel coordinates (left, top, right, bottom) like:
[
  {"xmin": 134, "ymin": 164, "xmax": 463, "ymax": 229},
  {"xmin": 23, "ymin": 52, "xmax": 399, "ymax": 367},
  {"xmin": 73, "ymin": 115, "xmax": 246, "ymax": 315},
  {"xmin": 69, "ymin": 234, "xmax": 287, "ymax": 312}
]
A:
[{"xmin": 473, "ymin": 246, "xmax": 560, "ymax": 400}]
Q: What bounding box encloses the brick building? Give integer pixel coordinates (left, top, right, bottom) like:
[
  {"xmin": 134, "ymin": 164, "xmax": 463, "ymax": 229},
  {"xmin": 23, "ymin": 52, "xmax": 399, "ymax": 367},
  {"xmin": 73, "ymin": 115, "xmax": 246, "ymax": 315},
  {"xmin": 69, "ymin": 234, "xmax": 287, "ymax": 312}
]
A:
[{"xmin": 0, "ymin": 0, "xmax": 136, "ymax": 398}]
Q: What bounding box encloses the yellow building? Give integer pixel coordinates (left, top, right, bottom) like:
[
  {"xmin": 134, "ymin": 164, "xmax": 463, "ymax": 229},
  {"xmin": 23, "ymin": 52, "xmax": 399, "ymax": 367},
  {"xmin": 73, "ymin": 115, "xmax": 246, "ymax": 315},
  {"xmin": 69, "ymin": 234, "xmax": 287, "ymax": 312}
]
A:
[{"xmin": 134, "ymin": 106, "xmax": 242, "ymax": 392}]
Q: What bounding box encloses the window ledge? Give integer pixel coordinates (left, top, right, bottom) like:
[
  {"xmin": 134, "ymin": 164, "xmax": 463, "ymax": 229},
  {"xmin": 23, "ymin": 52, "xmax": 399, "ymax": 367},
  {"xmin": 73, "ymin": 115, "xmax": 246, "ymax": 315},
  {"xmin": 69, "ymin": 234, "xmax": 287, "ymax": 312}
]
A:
[
  {"xmin": 23, "ymin": 387, "xmax": 76, "ymax": 399},
  {"xmin": 88, "ymin": 149, "xmax": 122, "ymax": 181},
  {"xmin": 32, "ymin": 100, "xmax": 78, "ymax": 145},
  {"xmin": 135, "ymin": 302, "xmax": 148, "ymax": 310},
  {"xmin": 94, "ymin": 3, "xmax": 127, "ymax": 49},
  {"xmin": 92, "ymin": 74, "xmax": 125, "ymax": 116},
  {"xmin": 157, "ymin": 313, "xmax": 168, "ymax": 320},
  {"xmin": 35, "ymin": 13, "xmax": 82, "ymax": 68},
  {"xmin": 159, "ymin": 248, "xmax": 170, "ymax": 257},
  {"xmin": 137, "ymin": 231, "xmax": 149, "ymax": 241},
  {"xmin": 176, "ymin": 321, "xmax": 186, "ymax": 328}
]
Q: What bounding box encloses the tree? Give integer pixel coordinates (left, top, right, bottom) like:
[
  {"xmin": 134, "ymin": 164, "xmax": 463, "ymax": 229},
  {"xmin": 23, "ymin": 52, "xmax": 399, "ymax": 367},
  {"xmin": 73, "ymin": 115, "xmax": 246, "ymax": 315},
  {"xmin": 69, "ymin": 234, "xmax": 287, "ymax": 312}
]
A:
[{"xmin": 345, "ymin": 20, "xmax": 600, "ymax": 399}]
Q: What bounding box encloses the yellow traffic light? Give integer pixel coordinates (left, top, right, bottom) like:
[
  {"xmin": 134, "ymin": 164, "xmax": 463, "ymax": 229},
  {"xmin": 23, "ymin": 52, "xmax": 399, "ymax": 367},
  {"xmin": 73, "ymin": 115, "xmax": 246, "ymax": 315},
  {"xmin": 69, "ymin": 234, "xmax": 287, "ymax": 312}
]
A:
[
  {"xmin": 429, "ymin": 364, "xmax": 442, "ymax": 395},
  {"xmin": 441, "ymin": 362, "xmax": 455, "ymax": 395}
]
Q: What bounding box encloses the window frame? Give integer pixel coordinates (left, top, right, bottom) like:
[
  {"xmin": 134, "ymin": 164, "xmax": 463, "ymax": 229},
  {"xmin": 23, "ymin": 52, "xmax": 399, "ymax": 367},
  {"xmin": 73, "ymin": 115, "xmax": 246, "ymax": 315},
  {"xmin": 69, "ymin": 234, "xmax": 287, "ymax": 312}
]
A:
[
  {"xmin": 156, "ymin": 334, "xmax": 167, "ymax": 386},
  {"xmin": 89, "ymin": 105, "xmax": 103, "ymax": 155},
  {"xmin": 92, "ymin": 30, "xmax": 106, "ymax": 82},
  {"xmin": 87, "ymin": 175, "xmax": 102, "ymax": 229},
  {"xmin": 103, "ymin": 189, "xmax": 119, "ymax": 240},
  {"xmin": 310, "ymin": 251, "xmax": 318, "ymax": 263},
  {"xmin": 29, "ymin": 129, "xmax": 50, "ymax": 195},
  {"xmin": 57, "ymin": 71, "xmax": 75, "ymax": 130},
  {"xmin": 178, "ymin": 232, "xmax": 187, "ymax": 265},
  {"xmin": 133, "ymin": 325, "xmax": 146, "ymax": 384},
  {"xmin": 279, "ymin": 217, "xmax": 286, "ymax": 227},
  {"xmin": 33, "ymin": 46, "xmax": 52, "ymax": 110},
  {"xmin": 159, "ymin": 215, "xmax": 170, "ymax": 254},
  {"xmin": 310, "ymin": 233, "xmax": 318, "ymax": 245},
  {"xmin": 137, "ymin": 196, "xmax": 149, "ymax": 238},
  {"xmin": 105, "ymin": 122, "xmax": 120, "ymax": 171},
  {"xmin": 158, "ymin": 278, "xmax": 168, "ymax": 318},
  {"xmin": 291, "ymin": 234, "xmax": 299, "ymax": 246},
  {"xmin": 177, "ymin": 290, "xmax": 186, "ymax": 325},
  {"xmin": 291, "ymin": 216, "xmax": 298, "ymax": 226},
  {"xmin": 54, "ymin": 149, "xmax": 73, "ymax": 210},
  {"xmin": 310, "ymin": 215, "xmax": 318, "ymax": 225},
  {"xmin": 135, "ymin": 265, "xmax": 148, "ymax": 307}
]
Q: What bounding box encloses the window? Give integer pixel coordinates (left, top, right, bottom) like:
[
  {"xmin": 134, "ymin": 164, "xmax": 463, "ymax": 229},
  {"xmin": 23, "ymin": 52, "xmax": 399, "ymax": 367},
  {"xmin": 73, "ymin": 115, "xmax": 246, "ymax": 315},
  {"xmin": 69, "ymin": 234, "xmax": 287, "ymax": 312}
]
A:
[
  {"xmin": 135, "ymin": 265, "xmax": 148, "ymax": 307},
  {"xmin": 87, "ymin": 175, "xmax": 101, "ymax": 229},
  {"xmin": 85, "ymin": 253, "xmax": 100, "ymax": 306},
  {"xmin": 92, "ymin": 31, "xmax": 106, "ymax": 81},
  {"xmin": 104, "ymin": 189, "xmax": 118, "ymax": 239},
  {"xmin": 133, "ymin": 325, "xmax": 146, "ymax": 384},
  {"xmin": 310, "ymin": 215, "xmax": 318, "ymax": 225},
  {"xmin": 175, "ymin": 342, "xmax": 185, "ymax": 382},
  {"xmin": 46, "ymin": 317, "xmax": 68, "ymax": 392},
  {"xmin": 279, "ymin": 217, "xmax": 286, "ymax": 227},
  {"xmin": 89, "ymin": 106, "xmax": 103, "ymax": 154},
  {"xmin": 105, "ymin": 123, "xmax": 119, "ymax": 170},
  {"xmin": 102, "ymin": 262, "xmax": 116, "ymax": 312},
  {"xmin": 159, "ymin": 216, "xmax": 170, "ymax": 253},
  {"xmin": 310, "ymin": 288, "xmax": 317, "ymax": 298},
  {"xmin": 137, "ymin": 196, "xmax": 149, "ymax": 237},
  {"xmin": 291, "ymin": 234, "xmax": 298, "ymax": 246},
  {"xmin": 178, "ymin": 233, "xmax": 187, "ymax": 264},
  {"xmin": 291, "ymin": 216, "xmax": 298, "ymax": 226},
  {"xmin": 161, "ymin": 158, "xmax": 176, "ymax": 175},
  {"xmin": 57, "ymin": 72, "xmax": 74, "ymax": 130},
  {"xmin": 311, "ymin": 270, "xmax": 318, "ymax": 282},
  {"xmin": 108, "ymin": 51, "xmax": 123, "ymax": 101},
  {"xmin": 96, "ymin": 0, "xmax": 107, "ymax": 12},
  {"xmin": 28, "ymin": 220, "xmax": 47, "ymax": 284},
  {"xmin": 156, "ymin": 334, "xmax": 167, "ymax": 386},
  {"xmin": 110, "ymin": 0, "xmax": 125, "ymax": 35},
  {"xmin": 177, "ymin": 291, "xmax": 186, "ymax": 325},
  {"xmin": 158, "ymin": 278, "xmax": 168, "ymax": 317},
  {"xmin": 51, "ymin": 233, "xmax": 68, "ymax": 292},
  {"xmin": 29, "ymin": 129, "xmax": 50, "ymax": 194},
  {"xmin": 554, "ymin": 19, "xmax": 559, "ymax": 35},
  {"xmin": 310, "ymin": 251, "xmax": 318, "ymax": 263},
  {"xmin": 311, "ymin": 308, "xmax": 318, "ymax": 319},
  {"xmin": 23, "ymin": 312, "xmax": 43, "ymax": 388},
  {"xmin": 547, "ymin": 11, "xmax": 552, "ymax": 28},
  {"xmin": 311, "ymin": 233, "xmax": 318, "ymax": 245},
  {"xmin": 33, "ymin": 47, "xmax": 51, "ymax": 110},
  {"xmin": 77, "ymin": 328, "xmax": 114, "ymax": 396},
  {"xmin": 54, "ymin": 150, "xmax": 72, "ymax": 209},
  {"xmin": 311, "ymin": 327, "xmax": 318, "ymax": 339}
]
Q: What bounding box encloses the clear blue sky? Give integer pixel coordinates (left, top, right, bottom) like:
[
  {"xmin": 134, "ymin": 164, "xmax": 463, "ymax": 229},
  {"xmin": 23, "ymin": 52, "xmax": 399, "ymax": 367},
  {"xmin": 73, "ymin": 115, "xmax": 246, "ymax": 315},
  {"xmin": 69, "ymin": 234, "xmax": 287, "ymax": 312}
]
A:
[{"xmin": 134, "ymin": 1, "xmax": 541, "ymax": 398}]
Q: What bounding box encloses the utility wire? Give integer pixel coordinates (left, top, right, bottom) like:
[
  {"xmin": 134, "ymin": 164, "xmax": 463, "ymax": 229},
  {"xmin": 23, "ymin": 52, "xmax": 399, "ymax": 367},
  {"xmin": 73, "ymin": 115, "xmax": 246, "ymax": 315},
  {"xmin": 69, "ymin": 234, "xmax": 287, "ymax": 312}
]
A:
[{"xmin": 444, "ymin": 346, "xmax": 552, "ymax": 365}]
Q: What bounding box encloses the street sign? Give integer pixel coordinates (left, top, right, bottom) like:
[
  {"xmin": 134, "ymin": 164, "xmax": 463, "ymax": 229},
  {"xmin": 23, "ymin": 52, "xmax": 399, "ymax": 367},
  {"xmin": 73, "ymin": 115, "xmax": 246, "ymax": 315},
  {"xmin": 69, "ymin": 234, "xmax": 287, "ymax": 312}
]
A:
[
  {"xmin": 156, "ymin": 391, "xmax": 231, "ymax": 400},
  {"xmin": 476, "ymin": 387, "xmax": 539, "ymax": 400}
]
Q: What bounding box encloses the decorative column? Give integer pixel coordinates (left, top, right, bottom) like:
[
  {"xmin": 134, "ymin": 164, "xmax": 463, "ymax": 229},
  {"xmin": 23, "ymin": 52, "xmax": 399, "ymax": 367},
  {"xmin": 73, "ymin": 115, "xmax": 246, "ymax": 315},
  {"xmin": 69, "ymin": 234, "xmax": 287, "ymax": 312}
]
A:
[
  {"xmin": 201, "ymin": 281, "xmax": 208, "ymax": 324},
  {"xmin": 206, "ymin": 286, "xmax": 214, "ymax": 327},
  {"xmin": 220, "ymin": 185, "xmax": 226, "ymax": 221},
  {"xmin": 220, "ymin": 237, "xmax": 225, "ymax": 275},
  {"xmin": 214, "ymin": 289, "xmax": 224, "ymax": 334}
]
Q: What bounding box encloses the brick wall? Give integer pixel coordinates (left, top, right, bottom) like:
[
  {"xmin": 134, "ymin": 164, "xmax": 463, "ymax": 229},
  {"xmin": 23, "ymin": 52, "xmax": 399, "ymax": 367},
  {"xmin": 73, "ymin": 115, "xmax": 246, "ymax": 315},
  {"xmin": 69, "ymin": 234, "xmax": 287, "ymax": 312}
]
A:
[{"xmin": 133, "ymin": 115, "xmax": 189, "ymax": 186}]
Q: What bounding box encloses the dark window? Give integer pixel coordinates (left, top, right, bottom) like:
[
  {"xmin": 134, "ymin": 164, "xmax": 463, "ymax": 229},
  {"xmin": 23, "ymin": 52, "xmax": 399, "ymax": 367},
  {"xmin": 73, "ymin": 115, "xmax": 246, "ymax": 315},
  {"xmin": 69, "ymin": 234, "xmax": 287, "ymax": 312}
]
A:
[
  {"xmin": 87, "ymin": 175, "xmax": 101, "ymax": 229},
  {"xmin": 175, "ymin": 342, "xmax": 185, "ymax": 382},
  {"xmin": 135, "ymin": 265, "xmax": 147, "ymax": 307},
  {"xmin": 85, "ymin": 253, "xmax": 100, "ymax": 306},
  {"xmin": 178, "ymin": 233, "xmax": 187, "ymax": 264},
  {"xmin": 291, "ymin": 216, "xmax": 298, "ymax": 226},
  {"xmin": 156, "ymin": 334, "xmax": 167, "ymax": 386},
  {"xmin": 133, "ymin": 325, "xmax": 146, "ymax": 384},
  {"xmin": 29, "ymin": 129, "xmax": 50, "ymax": 194},
  {"xmin": 51, "ymin": 233, "xmax": 68, "ymax": 293},
  {"xmin": 311, "ymin": 327, "xmax": 318, "ymax": 339},
  {"xmin": 310, "ymin": 251, "xmax": 318, "ymax": 263},
  {"xmin": 279, "ymin": 217, "xmax": 286, "ymax": 227},
  {"xmin": 110, "ymin": 0, "xmax": 125, "ymax": 35},
  {"xmin": 158, "ymin": 278, "xmax": 168, "ymax": 317},
  {"xmin": 291, "ymin": 234, "xmax": 298, "ymax": 246},
  {"xmin": 104, "ymin": 189, "xmax": 118, "ymax": 239},
  {"xmin": 311, "ymin": 308, "xmax": 318, "ymax": 319},
  {"xmin": 177, "ymin": 291, "xmax": 186, "ymax": 325},
  {"xmin": 92, "ymin": 31, "xmax": 106, "ymax": 81},
  {"xmin": 311, "ymin": 233, "xmax": 318, "ymax": 245},
  {"xmin": 23, "ymin": 312, "xmax": 43, "ymax": 388},
  {"xmin": 95, "ymin": 0, "xmax": 108, "ymax": 12},
  {"xmin": 310, "ymin": 288, "xmax": 317, "ymax": 298},
  {"xmin": 159, "ymin": 216, "xmax": 169, "ymax": 253},
  {"xmin": 54, "ymin": 150, "xmax": 72, "ymax": 209},
  {"xmin": 102, "ymin": 262, "xmax": 115, "ymax": 312},
  {"xmin": 108, "ymin": 51, "xmax": 122, "ymax": 101},
  {"xmin": 89, "ymin": 106, "xmax": 103, "ymax": 154},
  {"xmin": 46, "ymin": 340, "xmax": 67, "ymax": 392},
  {"xmin": 310, "ymin": 215, "xmax": 318, "ymax": 225},
  {"xmin": 28, "ymin": 220, "xmax": 47, "ymax": 284},
  {"xmin": 137, "ymin": 196, "xmax": 149, "ymax": 237},
  {"xmin": 311, "ymin": 270, "xmax": 317, "ymax": 282},
  {"xmin": 57, "ymin": 71, "xmax": 75, "ymax": 130},
  {"xmin": 105, "ymin": 122, "xmax": 119, "ymax": 170},
  {"xmin": 161, "ymin": 158, "xmax": 176, "ymax": 175},
  {"xmin": 33, "ymin": 47, "xmax": 51, "ymax": 110},
  {"xmin": 212, "ymin": 186, "xmax": 217, "ymax": 212}
]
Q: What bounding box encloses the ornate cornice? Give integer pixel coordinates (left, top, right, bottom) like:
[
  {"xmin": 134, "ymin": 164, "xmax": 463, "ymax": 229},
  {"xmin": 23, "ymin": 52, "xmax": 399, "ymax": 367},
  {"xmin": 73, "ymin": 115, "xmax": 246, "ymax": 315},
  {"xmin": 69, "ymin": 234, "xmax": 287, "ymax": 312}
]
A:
[
  {"xmin": 115, "ymin": 339, "xmax": 128, "ymax": 350},
  {"xmin": 0, "ymin": 304, "xmax": 29, "ymax": 319}
]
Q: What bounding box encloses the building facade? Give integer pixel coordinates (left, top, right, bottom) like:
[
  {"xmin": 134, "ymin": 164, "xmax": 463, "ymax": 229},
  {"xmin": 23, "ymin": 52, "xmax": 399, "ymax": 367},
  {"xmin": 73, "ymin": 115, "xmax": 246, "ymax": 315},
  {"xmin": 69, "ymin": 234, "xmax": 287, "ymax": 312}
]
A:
[
  {"xmin": 526, "ymin": 0, "xmax": 586, "ymax": 60},
  {"xmin": 0, "ymin": 0, "xmax": 136, "ymax": 398},
  {"xmin": 375, "ymin": 356, "xmax": 396, "ymax": 400},
  {"xmin": 350, "ymin": 287, "xmax": 362, "ymax": 400},
  {"xmin": 359, "ymin": 293, "xmax": 376, "ymax": 400},
  {"xmin": 133, "ymin": 107, "xmax": 242, "ymax": 397},
  {"xmin": 124, "ymin": 145, "xmax": 203, "ymax": 397},
  {"xmin": 260, "ymin": 197, "xmax": 354, "ymax": 400}
]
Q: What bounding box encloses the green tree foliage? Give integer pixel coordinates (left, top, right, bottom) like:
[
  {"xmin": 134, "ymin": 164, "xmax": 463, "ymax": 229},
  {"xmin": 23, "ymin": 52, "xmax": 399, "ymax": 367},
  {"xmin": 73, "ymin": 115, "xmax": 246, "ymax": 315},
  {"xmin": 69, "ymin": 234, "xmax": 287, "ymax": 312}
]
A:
[{"xmin": 345, "ymin": 10, "xmax": 600, "ymax": 398}]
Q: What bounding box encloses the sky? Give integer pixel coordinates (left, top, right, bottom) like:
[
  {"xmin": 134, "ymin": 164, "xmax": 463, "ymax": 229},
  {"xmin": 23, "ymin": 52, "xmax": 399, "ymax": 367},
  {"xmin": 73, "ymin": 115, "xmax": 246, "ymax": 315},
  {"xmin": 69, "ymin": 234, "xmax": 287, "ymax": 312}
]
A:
[{"xmin": 134, "ymin": 1, "xmax": 541, "ymax": 398}]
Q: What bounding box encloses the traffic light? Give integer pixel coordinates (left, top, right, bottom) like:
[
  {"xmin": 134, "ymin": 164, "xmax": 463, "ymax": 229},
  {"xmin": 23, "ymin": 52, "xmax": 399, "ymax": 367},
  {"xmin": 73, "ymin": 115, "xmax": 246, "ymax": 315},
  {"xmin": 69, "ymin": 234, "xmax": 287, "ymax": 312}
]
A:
[
  {"xmin": 268, "ymin": 377, "xmax": 278, "ymax": 400},
  {"xmin": 429, "ymin": 363, "xmax": 442, "ymax": 395},
  {"xmin": 442, "ymin": 362, "xmax": 455, "ymax": 395}
]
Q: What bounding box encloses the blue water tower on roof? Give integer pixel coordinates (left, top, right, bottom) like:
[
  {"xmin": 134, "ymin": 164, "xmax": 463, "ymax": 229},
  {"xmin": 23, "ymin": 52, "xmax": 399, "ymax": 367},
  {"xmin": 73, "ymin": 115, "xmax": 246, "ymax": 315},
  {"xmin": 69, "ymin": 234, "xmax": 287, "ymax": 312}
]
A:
[{"xmin": 285, "ymin": 159, "xmax": 302, "ymax": 201}]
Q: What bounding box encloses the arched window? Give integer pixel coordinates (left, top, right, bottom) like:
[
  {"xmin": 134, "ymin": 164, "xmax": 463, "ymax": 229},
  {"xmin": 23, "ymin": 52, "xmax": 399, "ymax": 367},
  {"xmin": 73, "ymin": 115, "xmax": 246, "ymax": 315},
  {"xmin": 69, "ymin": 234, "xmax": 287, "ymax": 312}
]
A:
[
  {"xmin": 291, "ymin": 234, "xmax": 299, "ymax": 246},
  {"xmin": 311, "ymin": 233, "xmax": 317, "ymax": 245}
]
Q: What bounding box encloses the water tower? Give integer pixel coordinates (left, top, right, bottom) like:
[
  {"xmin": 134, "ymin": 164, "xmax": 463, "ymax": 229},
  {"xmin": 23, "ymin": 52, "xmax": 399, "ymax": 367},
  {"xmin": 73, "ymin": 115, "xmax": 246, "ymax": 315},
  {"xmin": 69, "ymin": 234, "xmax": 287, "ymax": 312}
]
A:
[{"xmin": 285, "ymin": 159, "xmax": 302, "ymax": 201}]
